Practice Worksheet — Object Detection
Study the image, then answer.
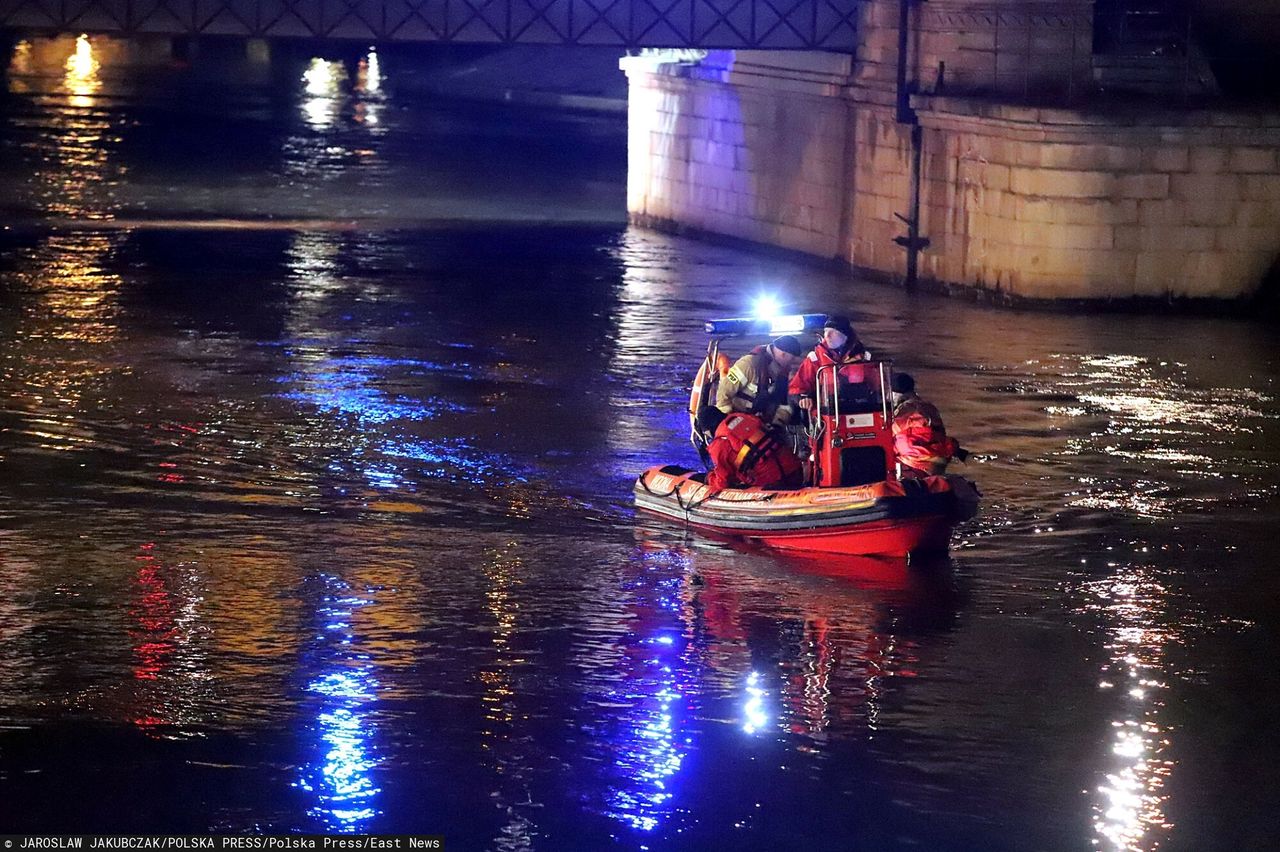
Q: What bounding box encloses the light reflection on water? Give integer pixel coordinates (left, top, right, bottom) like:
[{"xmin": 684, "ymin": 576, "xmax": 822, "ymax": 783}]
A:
[
  {"xmin": 280, "ymin": 355, "xmax": 465, "ymax": 425},
  {"xmin": 1078, "ymin": 567, "xmax": 1178, "ymax": 851},
  {"xmin": 479, "ymin": 542, "xmax": 539, "ymax": 851},
  {"xmin": 1018, "ymin": 352, "xmax": 1277, "ymax": 519},
  {"xmin": 5, "ymin": 34, "xmax": 121, "ymax": 219},
  {"xmin": 0, "ymin": 47, "xmax": 1277, "ymax": 842},
  {"xmin": 11, "ymin": 232, "xmax": 123, "ymax": 344},
  {"xmin": 3, "ymin": 35, "xmax": 623, "ymax": 226},
  {"xmin": 125, "ymin": 541, "xmax": 213, "ymax": 735},
  {"xmin": 741, "ymin": 671, "xmax": 769, "ymax": 735},
  {"xmin": 598, "ymin": 547, "xmax": 696, "ymax": 834},
  {"xmin": 294, "ymin": 577, "xmax": 383, "ymax": 832},
  {"xmin": 0, "ymin": 221, "xmax": 1273, "ymax": 847},
  {"xmin": 301, "ymin": 59, "xmax": 347, "ymax": 131},
  {"xmin": 65, "ymin": 34, "xmax": 101, "ymax": 105},
  {"xmin": 300, "ymin": 49, "xmax": 385, "ymax": 134}
]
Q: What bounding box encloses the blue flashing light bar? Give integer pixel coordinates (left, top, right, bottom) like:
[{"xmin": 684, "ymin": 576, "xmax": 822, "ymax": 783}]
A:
[{"xmin": 704, "ymin": 313, "xmax": 826, "ymax": 336}]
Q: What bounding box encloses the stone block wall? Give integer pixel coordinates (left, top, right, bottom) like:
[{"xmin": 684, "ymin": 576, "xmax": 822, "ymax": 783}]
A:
[
  {"xmin": 855, "ymin": 0, "xmax": 1094, "ymax": 102},
  {"xmin": 623, "ymin": 52, "xmax": 853, "ymax": 259},
  {"xmin": 625, "ymin": 52, "xmax": 1280, "ymax": 303},
  {"xmin": 849, "ymin": 95, "xmax": 1280, "ymax": 299}
]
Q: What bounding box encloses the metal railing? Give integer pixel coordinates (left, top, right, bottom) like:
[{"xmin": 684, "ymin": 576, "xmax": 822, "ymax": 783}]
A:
[{"xmin": 0, "ymin": 0, "xmax": 862, "ymax": 50}]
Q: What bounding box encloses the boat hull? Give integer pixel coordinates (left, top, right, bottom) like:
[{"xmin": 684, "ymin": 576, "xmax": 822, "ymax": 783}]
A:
[{"xmin": 634, "ymin": 465, "xmax": 977, "ymax": 557}]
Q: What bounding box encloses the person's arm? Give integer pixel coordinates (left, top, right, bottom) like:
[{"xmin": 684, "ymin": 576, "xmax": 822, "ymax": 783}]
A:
[
  {"xmin": 716, "ymin": 355, "xmax": 756, "ymax": 414},
  {"xmin": 787, "ymin": 357, "xmax": 812, "ymax": 397},
  {"xmin": 923, "ymin": 400, "xmax": 946, "ymax": 434},
  {"xmin": 925, "ymin": 402, "xmax": 968, "ymax": 461},
  {"xmin": 788, "ymin": 356, "xmax": 816, "ymax": 410},
  {"xmin": 705, "ymin": 439, "xmax": 733, "ymax": 491},
  {"xmin": 715, "ymin": 366, "xmax": 741, "ymax": 414},
  {"xmin": 706, "ymin": 464, "xmax": 731, "ymax": 491}
]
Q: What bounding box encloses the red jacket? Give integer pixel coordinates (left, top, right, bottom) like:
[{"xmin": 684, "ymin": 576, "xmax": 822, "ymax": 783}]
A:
[
  {"xmin": 788, "ymin": 342, "xmax": 869, "ymax": 401},
  {"xmin": 892, "ymin": 395, "xmax": 960, "ymax": 475},
  {"xmin": 706, "ymin": 412, "xmax": 803, "ymax": 491}
]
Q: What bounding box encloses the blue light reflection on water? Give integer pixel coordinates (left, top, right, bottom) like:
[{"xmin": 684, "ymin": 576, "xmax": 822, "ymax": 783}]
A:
[
  {"xmin": 381, "ymin": 439, "xmax": 528, "ymax": 484},
  {"xmin": 606, "ymin": 646, "xmax": 687, "ymax": 833},
  {"xmin": 280, "ymin": 352, "xmax": 528, "ymax": 492},
  {"xmin": 603, "ymin": 547, "xmax": 700, "ymax": 834},
  {"xmin": 294, "ymin": 577, "xmax": 383, "ymax": 832},
  {"xmin": 279, "ymin": 355, "xmax": 468, "ymax": 425}
]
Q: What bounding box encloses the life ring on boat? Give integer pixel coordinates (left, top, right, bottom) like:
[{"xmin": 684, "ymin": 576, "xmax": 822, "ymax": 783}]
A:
[{"xmin": 688, "ymin": 350, "xmax": 731, "ymax": 428}]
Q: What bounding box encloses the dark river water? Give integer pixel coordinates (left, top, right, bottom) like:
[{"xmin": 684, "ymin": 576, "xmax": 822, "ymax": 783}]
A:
[{"xmin": 1, "ymin": 35, "xmax": 1279, "ymax": 852}]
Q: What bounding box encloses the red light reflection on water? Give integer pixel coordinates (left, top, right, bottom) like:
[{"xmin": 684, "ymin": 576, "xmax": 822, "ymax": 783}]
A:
[{"xmin": 129, "ymin": 543, "xmax": 176, "ymax": 701}]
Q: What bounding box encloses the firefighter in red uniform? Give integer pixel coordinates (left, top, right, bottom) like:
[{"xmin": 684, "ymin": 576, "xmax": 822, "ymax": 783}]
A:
[
  {"xmin": 788, "ymin": 315, "xmax": 871, "ymax": 414},
  {"xmin": 890, "ymin": 373, "xmax": 969, "ymax": 477},
  {"xmin": 696, "ymin": 406, "xmax": 804, "ymax": 492}
]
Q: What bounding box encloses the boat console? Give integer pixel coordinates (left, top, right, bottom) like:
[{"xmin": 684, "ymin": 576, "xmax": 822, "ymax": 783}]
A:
[{"xmin": 809, "ymin": 361, "xmax": 898, "ymax": 488}]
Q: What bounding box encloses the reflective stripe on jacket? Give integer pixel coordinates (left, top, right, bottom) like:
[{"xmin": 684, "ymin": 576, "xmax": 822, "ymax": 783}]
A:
[{"xmin": 716, "ymin": 345, "xmax": 789, "ymax": 422}]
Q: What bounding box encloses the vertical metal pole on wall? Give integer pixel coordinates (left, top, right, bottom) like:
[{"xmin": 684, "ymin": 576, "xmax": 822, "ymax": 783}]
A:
[
  {"xmin": 994, "ymin": 12, "xmax": 1000, "ymax": 94},
  {"xmin": 895, "ymin": 0, "xmax": 913, "ymax": 123},
  {"xmin": 894, "ymin": 0, "xmax": 928, "ymax": 289}
]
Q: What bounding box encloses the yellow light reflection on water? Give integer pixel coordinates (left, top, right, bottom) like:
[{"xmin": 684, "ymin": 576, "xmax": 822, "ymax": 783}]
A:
[
  {"xmin": 63, "ymin": 33, "xmax": 104, "ymax": 110},
  {"xmin": 478, "ymin": 543, "xmax": 540, "ymax": 849},
  {"xmin": 1043, "ymin": 352, "xmax": 1273, "ymax": 519},
  {"xmin": 9, "ymin": 39, "xmax": 33, "ymax": 77},
  {"xmin": 481, "ymin": 542, "xmax": 523, "ymax": 732},
  {"xmin": 26, "ymin": 233, "xmax": 123, "ymax": 343},
  {"xmin": 1082, "ymin": 569, "xmax": 1177, "ymax": 851},
  {"xmin": 6, "ymin": 35, "xmax": 118, "ymax": 218},
  {"xmin": 301, "ymin": 58, "xmax": 347, "ymax": 130},
  {"xmin": 65, "ymin": 34, "xmax": 99, "ymax": 87}
]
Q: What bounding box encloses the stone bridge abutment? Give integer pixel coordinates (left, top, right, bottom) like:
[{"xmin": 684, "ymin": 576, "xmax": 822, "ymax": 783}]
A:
[{"xmin": 623, "ymin": 1, "xmax": 1280, "ymax": 305}]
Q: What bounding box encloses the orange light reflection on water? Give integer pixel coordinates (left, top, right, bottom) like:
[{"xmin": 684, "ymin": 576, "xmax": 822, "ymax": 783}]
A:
[
  {"xmin": 6, "ymin": 34, "xmax": 120, "ymax": 220},
  {"xmin": 65, "ymin": 33, "xmax": 101, "ymax": 104},
  {"xmin": 479, "ymin": 542, "xmax": 540, "ymax": 849}
]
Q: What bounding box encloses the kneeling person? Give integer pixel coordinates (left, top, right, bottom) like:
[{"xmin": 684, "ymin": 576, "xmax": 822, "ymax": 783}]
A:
[{"xmin": 696, "ymin": 406, "xmax": 804, "ymax": 492}]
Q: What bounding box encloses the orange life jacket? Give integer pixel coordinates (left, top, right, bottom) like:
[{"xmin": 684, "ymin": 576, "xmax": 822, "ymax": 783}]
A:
[
  {"xmin": 892, "ymin": 396, "xmax": 959, "ymax": 475},
  {"xmin": 706, "ymin": 412, "xmax": 803, "ymax": 490}
]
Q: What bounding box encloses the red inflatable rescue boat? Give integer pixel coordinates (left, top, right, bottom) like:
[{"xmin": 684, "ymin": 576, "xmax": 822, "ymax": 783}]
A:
[
  {"xmin": 634, "ymin": 468, "xmax": 976, "ymax": 556},
  {"xmin": 634, "ymin": 316, "xmax": 980, "ymax": 558}
]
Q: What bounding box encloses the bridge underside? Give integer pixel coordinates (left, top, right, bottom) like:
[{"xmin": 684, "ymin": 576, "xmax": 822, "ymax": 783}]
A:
[{"xmin": 0, "ymin": 0, "xmax": 858, "ymax": 49}]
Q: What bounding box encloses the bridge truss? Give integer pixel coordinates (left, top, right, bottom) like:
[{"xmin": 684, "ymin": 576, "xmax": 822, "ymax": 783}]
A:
[{"xmin": 0, "ymin": 0, "xmax": 859, "ymax": 50}]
